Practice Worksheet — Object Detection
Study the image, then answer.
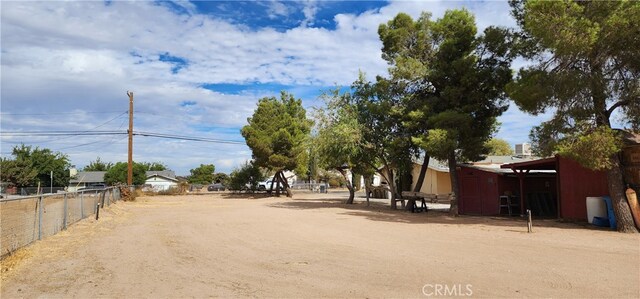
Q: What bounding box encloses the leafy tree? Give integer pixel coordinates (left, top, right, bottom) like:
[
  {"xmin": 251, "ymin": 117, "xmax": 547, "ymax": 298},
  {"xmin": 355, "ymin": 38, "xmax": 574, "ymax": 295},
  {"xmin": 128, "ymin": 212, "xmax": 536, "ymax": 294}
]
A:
[
  {"xmin": 378, "ymin": 9, "xmax": 513, "ymax": 214},
  {"xmin": 11, "ymin": 144, "xmax": 71, "ymax": 187},
  {"xmin": 486, "ymin": 138, "xmax": 515, "ymax": 156},
  {"xmin": 378, "ymin": 12, "xmax": 436, "ymax": 193},
  {"xmin": 212, "ymin": 173, "xmax": 230, "ymax": 185},
  {"xmin": 351, "ymin": 75, "xmax": 415, "ymax": 209},
  {"xmin": 314, "ymin": 88, "xmax": 369, "ymax": 204},
  {"xmin": 507, "ymin": 0, "xmax": 640, "ymax": 232},
  {"xmin": 104, "ymin": 162, "xmax": 146, "ymax": 185},
  {"xmin": 141, "ymin": 162, "xmax": 168, "ymax": 171},
  {"xmin": 0, "ymin": 157, "xmax": 38, "ymax": 187},
  {"xmin": 188, "ymin": 164, "xmax": 215, "ymax": 185},
  {"xmin": 228, "ymin": 161, "xmax": 265, "ymax": 191},
  {"xmin": 241, "ymin": 91, "xmax": 313, "ymax": 197},
  {"xmin": 83, "ymin": 157, "xmax": 113, "ymax": 171}
]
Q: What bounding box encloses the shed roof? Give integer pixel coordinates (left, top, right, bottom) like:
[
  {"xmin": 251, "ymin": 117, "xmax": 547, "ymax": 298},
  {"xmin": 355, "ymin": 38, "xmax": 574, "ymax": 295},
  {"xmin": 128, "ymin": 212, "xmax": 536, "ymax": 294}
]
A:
[{"xmin": 500, "ymin": 157, "xmax": 557, "ymax": 171}]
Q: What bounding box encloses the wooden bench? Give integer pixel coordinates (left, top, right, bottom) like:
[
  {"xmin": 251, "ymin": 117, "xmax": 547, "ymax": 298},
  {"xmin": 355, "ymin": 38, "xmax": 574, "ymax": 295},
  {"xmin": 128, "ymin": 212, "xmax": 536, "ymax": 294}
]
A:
[{"xmin": 401, "ymin": 191, "xmax": 434, "ymax": 213}]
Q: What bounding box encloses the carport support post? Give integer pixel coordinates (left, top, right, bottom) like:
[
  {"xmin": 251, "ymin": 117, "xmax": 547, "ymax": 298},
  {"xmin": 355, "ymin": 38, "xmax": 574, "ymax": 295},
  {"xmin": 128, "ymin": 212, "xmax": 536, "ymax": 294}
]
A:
[{"xmin": 512, "ymin": 168, "xmax": 530, "ymax": 216}]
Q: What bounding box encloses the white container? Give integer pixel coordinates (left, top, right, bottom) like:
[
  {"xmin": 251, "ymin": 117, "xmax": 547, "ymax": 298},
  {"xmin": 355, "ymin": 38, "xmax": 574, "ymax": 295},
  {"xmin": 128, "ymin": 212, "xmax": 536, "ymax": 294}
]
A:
[{"xmin": 586, "ymin": 197, "xmax": 607, "ymax": 223}]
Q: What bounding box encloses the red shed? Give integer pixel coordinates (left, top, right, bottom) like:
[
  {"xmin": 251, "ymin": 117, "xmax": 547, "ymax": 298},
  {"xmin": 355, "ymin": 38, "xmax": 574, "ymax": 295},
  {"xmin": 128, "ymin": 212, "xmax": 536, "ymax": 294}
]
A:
[
  {"xmin": 458, "ymin": 156, "xmax": 608, "ymax": 221},
  {"xmin": 458, "ymin": 165, "xmax": 556, "ymax": 217}
]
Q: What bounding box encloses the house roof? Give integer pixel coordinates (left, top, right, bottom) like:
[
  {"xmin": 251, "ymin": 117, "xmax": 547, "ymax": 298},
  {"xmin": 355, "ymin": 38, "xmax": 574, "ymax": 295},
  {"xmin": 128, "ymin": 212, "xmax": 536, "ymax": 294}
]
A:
[
  {"xmin": 69, "ymin": 170, "xmax": 177, "ymax": 184},
  {"xmin": 621, "ymin": 130, "xmax": 640, "ymax": 145},
  {"xmin": 146, "ymin": 174, "xmax": 179, "ymax": 182},
  {"xmin": 146, "ymin": 170, "xmax": 176, "ymax": 179},
  {"xmin": 411, "ymin": 154, "xmax": 449, "ymax": 172},
  {"xmin": 69, "ymin": 171, "xmax": 107, "ymax": 183}
]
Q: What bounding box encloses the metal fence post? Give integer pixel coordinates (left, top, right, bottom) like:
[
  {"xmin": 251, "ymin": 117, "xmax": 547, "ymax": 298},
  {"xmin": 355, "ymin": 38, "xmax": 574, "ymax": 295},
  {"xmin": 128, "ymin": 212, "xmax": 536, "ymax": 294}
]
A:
[
  {"xmin": 38, "ymin": 196, "xmax": 43, "ymax": 240},
  {"xmin": 63, "ymin": 193, "xmax": 68, "ymax": 230},
  {"xmin": 80, "ymin": 192, "xmax": 84, "ymax": 219}
]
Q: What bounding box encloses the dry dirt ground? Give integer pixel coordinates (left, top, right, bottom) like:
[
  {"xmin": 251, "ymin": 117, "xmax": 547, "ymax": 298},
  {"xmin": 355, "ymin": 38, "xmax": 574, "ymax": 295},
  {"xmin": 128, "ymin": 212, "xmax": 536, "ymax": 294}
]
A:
[{"xmin": 1, "ymin": 192, "xmax": 639, "ymax": 298}]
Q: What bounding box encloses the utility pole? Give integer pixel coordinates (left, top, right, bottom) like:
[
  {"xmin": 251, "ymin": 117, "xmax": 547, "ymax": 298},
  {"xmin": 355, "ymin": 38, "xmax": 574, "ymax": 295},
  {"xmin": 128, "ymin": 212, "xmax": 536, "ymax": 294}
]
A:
[{"xmin": 127, "ymin": 91, "xmax": 134, "ymax": 186}]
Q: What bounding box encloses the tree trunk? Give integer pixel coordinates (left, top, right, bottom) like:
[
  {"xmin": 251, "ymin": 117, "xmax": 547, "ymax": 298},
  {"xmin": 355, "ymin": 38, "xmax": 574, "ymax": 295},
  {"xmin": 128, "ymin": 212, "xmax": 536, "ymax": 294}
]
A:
[
  {"xmin": 274, "ymin": 172, "xmax": 281, "ymax": 197},
  {"xmin": 364, "ymin": 175, "xmax": 371, "ymax": 207},
  {"xmin": 388, "ymin": 169, "xmax": 398, "ymax": 209},
  {"xmin": 447, "ymin": 151, "xmax": 460, "ymax": 216},
  {"xmin": 338, "ymin": 168, "xmax": 355, "ymax": 204},
  {"xmin": 413, "ymin": 155, "xmax": 430, "ymax": 192},
  {"xmin": 606, "ymin": 155, "xmax": 638, "ymax": 233},
  {"xmin": 268, "ymin": 174, "xmax": 277, "ymax": 196},
  {"xmin": 278, "ymin": 171, "xmax": 293, "ymax": 198}
]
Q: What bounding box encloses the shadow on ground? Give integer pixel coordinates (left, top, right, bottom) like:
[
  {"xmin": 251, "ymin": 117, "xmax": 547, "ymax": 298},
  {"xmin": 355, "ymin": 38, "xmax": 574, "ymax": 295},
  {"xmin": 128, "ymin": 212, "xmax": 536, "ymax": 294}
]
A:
[{"xmin": 267, "ymin": 196, "xmax": 600, "ymax": 231}]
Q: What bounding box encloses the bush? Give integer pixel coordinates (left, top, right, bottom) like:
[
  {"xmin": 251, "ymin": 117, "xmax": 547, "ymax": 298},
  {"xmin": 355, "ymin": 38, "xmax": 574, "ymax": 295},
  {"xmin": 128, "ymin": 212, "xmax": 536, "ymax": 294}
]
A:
[
  {"xmin": 229, "ymin": 161, "xmax": 265, "ymax": 192},
  {"xmin": 157, "ymin": 187, "xmax": 181, "ymax": 195}
]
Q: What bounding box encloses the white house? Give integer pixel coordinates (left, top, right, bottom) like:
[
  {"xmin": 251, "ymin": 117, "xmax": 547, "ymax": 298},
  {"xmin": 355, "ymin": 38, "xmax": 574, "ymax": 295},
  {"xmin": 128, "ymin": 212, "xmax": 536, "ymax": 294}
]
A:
[
  {"xmin": 145, "ymin": 171, "xmax": 178, "ymax": 191},
  {"xmin": 68, "ymin": 171, "xmax": 107, "ymax": 192}
]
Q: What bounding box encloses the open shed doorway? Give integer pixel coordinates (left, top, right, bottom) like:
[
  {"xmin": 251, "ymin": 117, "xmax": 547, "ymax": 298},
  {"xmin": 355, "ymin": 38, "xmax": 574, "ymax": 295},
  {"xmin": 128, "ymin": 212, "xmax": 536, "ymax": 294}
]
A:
[
  {"xmin": 457, "ymin": 165, "xmax": 557, "ymax": 217},
  {"xmin": 502, "ymin": 156, "xmax": 608, "ymax": 221}
]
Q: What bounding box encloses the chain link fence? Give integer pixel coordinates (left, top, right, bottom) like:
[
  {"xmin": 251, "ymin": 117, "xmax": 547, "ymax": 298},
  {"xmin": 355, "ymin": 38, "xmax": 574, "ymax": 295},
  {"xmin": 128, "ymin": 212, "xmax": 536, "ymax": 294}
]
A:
[{"xmin": 0, "ymin": 187, "xmax": 121, "ymax": 258}]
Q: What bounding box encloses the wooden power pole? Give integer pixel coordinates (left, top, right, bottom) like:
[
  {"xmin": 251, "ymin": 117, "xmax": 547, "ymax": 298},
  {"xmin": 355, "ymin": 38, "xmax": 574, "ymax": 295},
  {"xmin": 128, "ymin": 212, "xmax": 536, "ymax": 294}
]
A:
[{"xmin": 127, "ymin": 91, "xmax": 134, "ymax": 186}]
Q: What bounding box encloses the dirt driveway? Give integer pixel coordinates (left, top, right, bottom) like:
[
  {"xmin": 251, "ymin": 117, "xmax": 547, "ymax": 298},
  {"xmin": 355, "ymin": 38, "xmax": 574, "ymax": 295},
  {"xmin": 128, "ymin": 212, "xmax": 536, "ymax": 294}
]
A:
[{"xmin": 1, "ymin": 192, "xmax": 639, "ymax": 298}]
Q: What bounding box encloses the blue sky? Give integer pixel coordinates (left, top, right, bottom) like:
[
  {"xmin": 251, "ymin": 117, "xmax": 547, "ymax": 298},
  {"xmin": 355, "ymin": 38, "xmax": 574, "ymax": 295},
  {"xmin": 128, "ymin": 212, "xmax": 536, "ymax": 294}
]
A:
[{"xmin": 1, "ymin": 0, "xmax": 552, "ymax": 175}]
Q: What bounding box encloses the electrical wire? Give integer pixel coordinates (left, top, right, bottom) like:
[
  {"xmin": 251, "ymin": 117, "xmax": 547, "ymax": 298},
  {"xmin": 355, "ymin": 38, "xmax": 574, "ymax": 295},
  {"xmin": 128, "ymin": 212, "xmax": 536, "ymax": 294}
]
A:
[
  {"xmin": 1, "ymin": 131, "xmax": 127, "ymax": 136},
  {"xmin": 0, "ymin": 110, "xmax": 127, "ymax": 116},
  {"xmin": 133, "ymin": 131, "xmax": 245, "ymax": 144},
  {"xmin": 1, "ymin": 130, "xmax": 245, "ymax": 145}
]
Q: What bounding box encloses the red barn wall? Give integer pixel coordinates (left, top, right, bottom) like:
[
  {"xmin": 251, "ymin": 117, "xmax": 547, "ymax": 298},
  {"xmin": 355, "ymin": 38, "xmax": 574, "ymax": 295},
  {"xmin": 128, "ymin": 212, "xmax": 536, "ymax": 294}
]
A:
[
  {"xmin": 458, "ymin": 166, "xmax": 501, "ymax": 215},
  {"xmin": 558, "ymin": 157, "xmax": 609, "ymax": 221}
]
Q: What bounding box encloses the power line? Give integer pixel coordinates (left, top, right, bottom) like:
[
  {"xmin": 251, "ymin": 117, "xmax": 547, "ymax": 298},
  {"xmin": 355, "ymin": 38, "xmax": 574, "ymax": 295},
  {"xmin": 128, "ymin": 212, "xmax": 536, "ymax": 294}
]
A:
[
  {"xmin": 56, "ymin": 135, "xmax": 129, "ymax": 151},
  {"xmin": 0, "ymin": 110, "xmax": 127, "ymax": 116},
  {"xmin": 1, "ymin": 131, "xmax": 126, "ymax": 136},
  {"xmin": 1, "ymin": 130, "xmax": 245, "ymax": 145},
  {"xmin": 133, "ymin": 131, "xmax": 246, "ymax": 144}
]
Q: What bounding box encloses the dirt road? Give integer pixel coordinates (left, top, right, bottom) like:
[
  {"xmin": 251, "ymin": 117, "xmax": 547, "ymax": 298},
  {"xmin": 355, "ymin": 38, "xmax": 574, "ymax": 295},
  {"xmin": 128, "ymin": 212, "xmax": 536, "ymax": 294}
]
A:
[{"xmin": 1, "ymin": 192, "xmax": 639, "ymax": 298}]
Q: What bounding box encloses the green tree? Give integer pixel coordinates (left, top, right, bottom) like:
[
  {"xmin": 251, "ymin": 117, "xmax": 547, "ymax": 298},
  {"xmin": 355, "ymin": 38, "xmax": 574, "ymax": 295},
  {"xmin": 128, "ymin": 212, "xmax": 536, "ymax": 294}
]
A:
[
  {"xmin": 141, "ymin": 162, "xmax": 168, "ymax": 171},
  {"xmin": 378, "ymin": 12, "xmax": 437, "ymax": 193},
  {"xmin": 378, "ymin": 9, "xmax": 513, "ymax": 214},
  {"xmin": 486, "ymin": 138, "xmax": 515, "ymax": 156},
  {"xmin": 507, "ymin": 0, "xmax": 639, "ymax": 232},
  {"xmin": 0, "ymin": 157, "xmax": 38, "ymax": 187},
  {"xmin": 83, "ymin": 157, "xmax": 113, "ymax": 171},
  {"xmin": 188, "ymin": 164, "xmax": 215, "ymax": 185},
  {"xmin": 241, "ymin": 91, "xmax": 313, "ymax": 197},
  {"xmin": 228, "ymin": 161, "xmax": 265, "ymax": 191},
  {"xmin": 11, "ymin": 144, "xmax": 71, "ymax": 187},
  {"xmin": 351, "ymin": 75, "xmax": 415, "ymax": 209},
  {"xmin": 212, "ymin": 173, "xmax": 230, "ymax": 185},
  {"xmin": 314, "ymin": 88, "xmax": 370, "ymax": 204},
  {"xmin": 104, "ymin": 162, "xmax": 146, "ymax": 185}
]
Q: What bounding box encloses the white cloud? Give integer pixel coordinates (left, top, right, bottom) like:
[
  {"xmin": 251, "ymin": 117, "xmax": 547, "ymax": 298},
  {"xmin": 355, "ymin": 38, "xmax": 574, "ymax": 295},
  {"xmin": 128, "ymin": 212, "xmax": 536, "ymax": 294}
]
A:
[
  {"xmin": 301, "ymin": 0, "xmax": 318, "ymax": 27},
  {"xmin": 1, "ymin": 0, "xmax": 548, "ymax": 174},
  {"xmin": 265, "ymin": 1, "xmax": 291, "ymax": 19}
]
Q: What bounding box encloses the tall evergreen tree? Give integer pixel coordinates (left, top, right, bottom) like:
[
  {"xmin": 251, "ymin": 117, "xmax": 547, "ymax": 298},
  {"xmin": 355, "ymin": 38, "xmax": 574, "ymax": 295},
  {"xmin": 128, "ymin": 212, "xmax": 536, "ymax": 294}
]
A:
[
  {"xmin": 379, "ymin": 10, "xmax": 514, "ymax": 215},
  {"xmin": 507, "ymin": 0, "xmax": 640, "ymax": 232},
  {"xmin": 241, "ymin": 91, "xmax": 312, "ymax": 197}
]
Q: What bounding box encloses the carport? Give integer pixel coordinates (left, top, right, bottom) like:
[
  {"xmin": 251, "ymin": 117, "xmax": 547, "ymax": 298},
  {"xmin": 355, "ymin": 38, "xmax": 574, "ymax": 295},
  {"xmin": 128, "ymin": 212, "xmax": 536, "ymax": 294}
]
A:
[{"xmin": 501, "ymin": 156, "xmax": 608, "ymax": 221}]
